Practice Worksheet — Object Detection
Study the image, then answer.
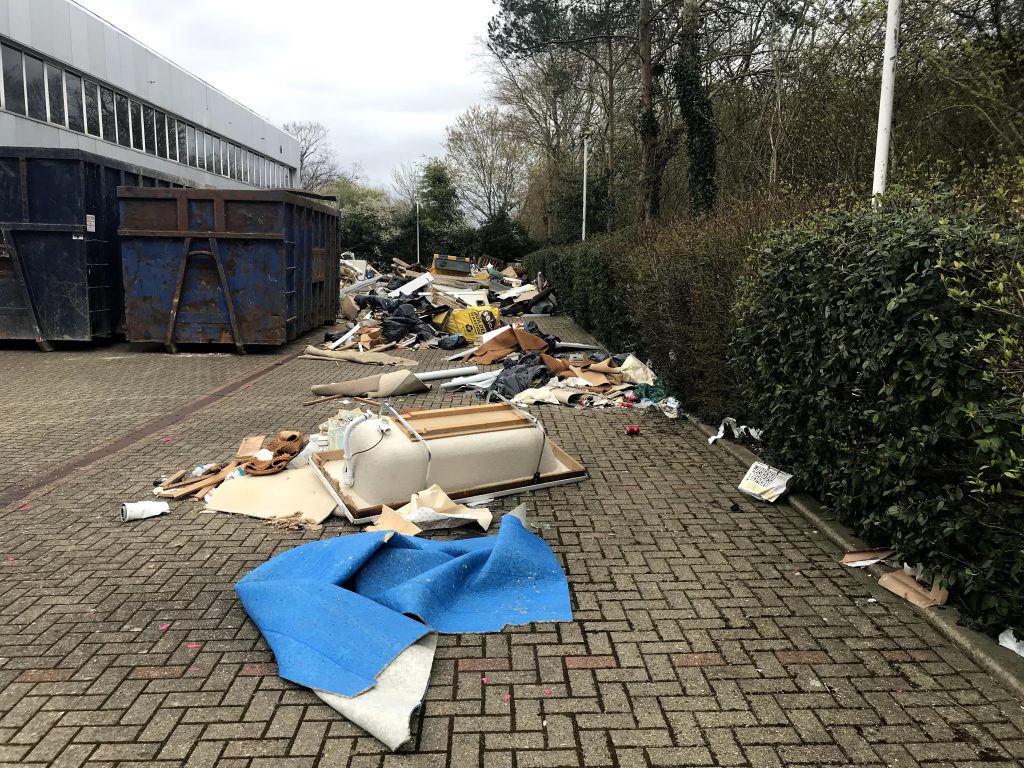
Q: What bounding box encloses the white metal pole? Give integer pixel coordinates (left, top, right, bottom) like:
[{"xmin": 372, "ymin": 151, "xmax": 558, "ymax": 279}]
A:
[
  {"xmin": 415, "ymin": 200, "xmax": 421, "ymax": 265},
  {"xmin": 872, "ymin": 0, "xmax": 901, "ymax": 199},
  {"xmin": 581, "ymin": 131, "xmax": 589, "ymax": 241}
]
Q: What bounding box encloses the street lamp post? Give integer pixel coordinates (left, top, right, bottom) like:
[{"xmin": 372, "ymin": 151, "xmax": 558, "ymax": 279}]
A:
[
  {"xmin": 581, "ymin": 129, "xmax": 590, "ymax": 242},
  {"xmin": 415, "ymin": 199, "xmax": 421, "ymax": 266},
  {"xmin": 872, "ymin": 0, "xmax": 902, "ymax": 199}
]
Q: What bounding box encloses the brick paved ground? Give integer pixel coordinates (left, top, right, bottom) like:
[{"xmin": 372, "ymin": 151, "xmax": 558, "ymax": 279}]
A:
[{"xmin": 1, "ymin": 317, "xmax": 1022, "ymax": 768}]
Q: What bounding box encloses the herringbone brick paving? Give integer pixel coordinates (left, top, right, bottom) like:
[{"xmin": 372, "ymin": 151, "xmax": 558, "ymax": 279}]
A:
[{"xmin": 1, "ymin": 317, "xmax": 1022, "ymax": 767}]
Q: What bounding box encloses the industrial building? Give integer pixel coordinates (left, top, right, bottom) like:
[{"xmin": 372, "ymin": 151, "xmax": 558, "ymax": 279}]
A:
[{"xmin": 0, "ymin": 0, "xmax": 300, "ymax": 188}]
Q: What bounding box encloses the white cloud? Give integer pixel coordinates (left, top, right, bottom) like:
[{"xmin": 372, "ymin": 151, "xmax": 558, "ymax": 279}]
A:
[{"xmin": 73, "ymin": 0, "xmax": 496, "ymax": 185}]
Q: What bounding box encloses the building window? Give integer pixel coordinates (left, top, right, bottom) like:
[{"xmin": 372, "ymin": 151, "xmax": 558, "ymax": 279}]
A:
[
  {"xmin": 166, "ymin": 116, "xmax": 176, "ymax": 160},
  {"xmin": 45, "ymin": 63, "xmax": 65, "ymax": 126},
  {"xmin": 66, "ymin": 72, "xmax": 84, "ymax": 132},
  {"xmin": 1, "ymin": 45, "xmax": 26, "ymax": 114},
  {"xmin": 176, "ymin": 120, "xmax": 186, "ymax": 164},
  {"xmin": 24, "ymin": 54, "xmax": 46, "ymax": 120},
  {"xmin": 84, "ymin": 80, "xmax": 100, "ymax": 136},
  {"xmin": 128, "ymin": 99, "xmax": 142, "ymax": 149},
  {"xmin": 186, "ymin": 124, "xmax": 197, "ymax": 166},
  {"xmin": 142, "ymin": 105, "xmax": 155, "ymax": 155},
  {"xmin": 204, "ymin": 133, "xmax": 215, "ymax": 173},
  {"xmin": 156, "ymin": 111, "xmax": 168, "ymax": 158},
  {"xmin": 210, "ymin": 135, "xmax": 220, "ymax": 175},
  {"xmin": 101, "ymin": 87, "xmax": 117, "ymax": 143}
]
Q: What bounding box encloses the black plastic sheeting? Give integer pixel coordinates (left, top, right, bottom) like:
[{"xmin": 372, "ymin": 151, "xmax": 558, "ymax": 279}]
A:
[
  {"xmin": 485, "ymin": 353, "xmax": 554, "ymax": 399},
  {"xmin": 380, "ymin": 303, "xmax": 438, "ymax": 342}
]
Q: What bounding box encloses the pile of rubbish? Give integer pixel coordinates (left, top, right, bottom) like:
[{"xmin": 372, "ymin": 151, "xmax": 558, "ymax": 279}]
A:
[
  {"xmin": 130, "ymin": 398, "xmax": 589, "ymax": 750},
  {"xmin": 123, "ymin": 251, "xmax": 692, "ymax": 752},
  {"xmin": 324, "ymin": 253, "xmax": 558, "ymax": 358}
]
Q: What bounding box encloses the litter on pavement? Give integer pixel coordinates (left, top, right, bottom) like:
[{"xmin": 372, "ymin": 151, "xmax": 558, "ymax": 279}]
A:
[{"xmin": 235, "ymin": 510, "xmax": 572, "ymax": 750}]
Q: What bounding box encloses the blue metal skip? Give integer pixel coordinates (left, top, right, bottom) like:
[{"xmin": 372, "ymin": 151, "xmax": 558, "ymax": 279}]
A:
[
  {"xmin": 0, "ymin": 148, "xmax": 183, "ymax": 347},
  {"xmin": 118, "ymin": 188, "xmax": 339, "ymax": 352}
]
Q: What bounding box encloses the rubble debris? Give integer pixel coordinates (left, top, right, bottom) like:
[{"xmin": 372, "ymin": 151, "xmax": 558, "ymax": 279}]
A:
[
  {"xmin": 235, "ymin": 512, "xmax": 571, "ymax": 750},
  {"xmin": 738, "ymin": 461, "xmax": 794, "ymax": 502}
]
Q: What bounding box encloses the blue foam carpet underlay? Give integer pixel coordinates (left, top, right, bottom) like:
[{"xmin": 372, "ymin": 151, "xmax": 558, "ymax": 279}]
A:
[{"xmin": 236, "ymin": 515, "xmax": 572, "ymax": 696}]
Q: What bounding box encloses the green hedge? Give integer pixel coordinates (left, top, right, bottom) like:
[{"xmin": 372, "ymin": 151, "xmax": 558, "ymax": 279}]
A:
[
  {"xmin": 525, "ymin": 196, "xmax": 813, "ymax": 419},
  {"xmin": 731, "ymin": 181, "xmax": 1023, "ymax": 634}
]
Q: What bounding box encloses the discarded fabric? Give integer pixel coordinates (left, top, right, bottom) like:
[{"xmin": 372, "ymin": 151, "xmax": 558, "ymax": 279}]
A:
[
  {"xmin": 236, "ymin": 514, "xmax": 571, "ymax": 748},
  {"xmin": 311, "ymin": 370, "xmax": 429, "ymax": 399}
]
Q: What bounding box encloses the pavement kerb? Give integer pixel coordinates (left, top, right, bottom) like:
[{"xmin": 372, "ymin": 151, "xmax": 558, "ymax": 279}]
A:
[{"xmin": 689, "ymin": 417, "xmax": 1024, "ymax": 705}]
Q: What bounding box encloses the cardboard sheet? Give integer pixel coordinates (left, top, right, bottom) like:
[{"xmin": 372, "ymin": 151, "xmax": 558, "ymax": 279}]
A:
[
  {"xmin": 236, "ymin": 435, "xmax": 267, "ymax": 460},
  {"xmin": 205, "ymin": 466, "xmax": 337, "ymax": 523},
  {"xmin": 738, "ymin": 461, "xmax": 794, "ymax": 502},
  {"xmin": 301, "ymin": 346, "xmax": 419, "ymax": 367},
  {"xmin": 463, "ymin": 327, "xmax": 549, "ymax": 365},
  {"xmin": 878, "ymin": 569, "xmax": 949, "ymax": 608},
  {"xmin": 365, "ymin": 506, "xmax": 423, "ymax": 536}
]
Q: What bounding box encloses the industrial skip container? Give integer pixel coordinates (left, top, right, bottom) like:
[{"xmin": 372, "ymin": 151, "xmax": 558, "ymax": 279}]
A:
[
  {"xmin": 117, "ymin": 188, "xmax": 340, "ymax": 352},
  {"xmin": 0, "ymin": 148, "xmax": 183, "ymax": 348}
]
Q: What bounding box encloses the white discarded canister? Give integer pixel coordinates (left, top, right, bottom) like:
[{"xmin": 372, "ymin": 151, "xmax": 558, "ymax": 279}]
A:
[{"xmin": 121, "ymin": 500, "xmax": 170, "ymax": 522}]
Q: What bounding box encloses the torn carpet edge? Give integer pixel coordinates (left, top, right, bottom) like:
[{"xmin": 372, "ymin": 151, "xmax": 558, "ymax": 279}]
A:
[{"xmin": 315, "ymin": 634, "xmax": 437, "ymax": 751}]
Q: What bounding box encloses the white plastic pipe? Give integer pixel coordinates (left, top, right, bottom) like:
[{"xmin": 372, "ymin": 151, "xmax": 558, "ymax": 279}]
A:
[
  {"xmin": 328, "ymin": 321, "xmax": 362, "ymax": 350},
  {"xmin": 121, "ymin": 501, "xmax": 170, "ymax": 522},
  {"xmin": 440, "ymin": 371, "xmax": 500, "ymax": 390},
  {"xmin": 872, "ymin": 0, "xmax": 901, "ymax": 199},
  {"xmin": 342, "ymin": 412, "xmax": 375, "ymax": 487},
  {"xmin": 415, "ymin": 366, "xmax": 479, "ymax": 382}
]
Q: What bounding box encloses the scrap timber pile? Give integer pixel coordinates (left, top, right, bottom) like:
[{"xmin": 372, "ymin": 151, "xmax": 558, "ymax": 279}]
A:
[{"xmin": 125, "ymin": 252, "xmax": 682, "ymax": 753}]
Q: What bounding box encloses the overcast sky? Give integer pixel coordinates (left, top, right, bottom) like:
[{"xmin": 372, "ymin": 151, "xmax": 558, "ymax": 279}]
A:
[{"xmin": 74, "ymin": 0, "xmax": 497, "ymax": 187}]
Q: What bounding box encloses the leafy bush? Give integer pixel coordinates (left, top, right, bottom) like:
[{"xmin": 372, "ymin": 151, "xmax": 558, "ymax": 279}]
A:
[
  {"xmin": 731, "ymin": 173, "xmax": 1023, "ymax": 634},
  {"xmin": 525, "ymin": 195, "xmax": 815, "ymax": 419}
]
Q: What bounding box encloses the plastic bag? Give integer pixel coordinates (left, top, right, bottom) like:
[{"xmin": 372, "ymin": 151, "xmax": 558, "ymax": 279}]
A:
[
  {"xmin": 486, "ymin": 364, "xmax": 554, "ymax": 399},
  {"xmin": 433, "ymin": 306, "xmax": 501, "ymax": 343},
  {"xmin": 438, "ymin": 334, "xmax": 468, "ymax": 350}
]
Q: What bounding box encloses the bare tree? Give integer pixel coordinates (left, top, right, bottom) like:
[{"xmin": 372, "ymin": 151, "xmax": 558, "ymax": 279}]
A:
[
  {"xmin": 445, "ymin": 106, "xmax": 531, "ymax": 222},
  {"xmin": 390, "ymin": 161, "xmax": 424, "ymax": 210},
  {"xmin": 283, "ymin": 121, "xmax": 341, "ymax": 191}
]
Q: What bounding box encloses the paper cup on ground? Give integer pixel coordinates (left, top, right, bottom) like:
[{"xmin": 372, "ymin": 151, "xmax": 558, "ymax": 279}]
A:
[{"xmin": 121, "ymin": 500, "xmax": 170, "ymax": 522}]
